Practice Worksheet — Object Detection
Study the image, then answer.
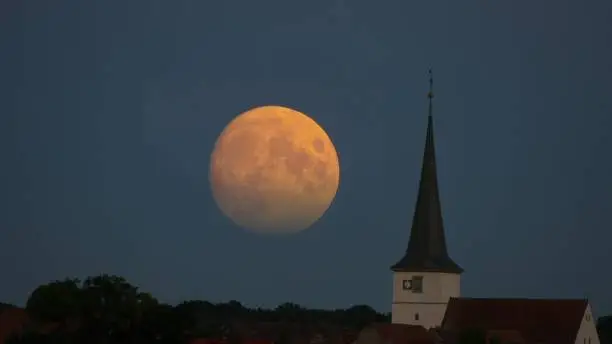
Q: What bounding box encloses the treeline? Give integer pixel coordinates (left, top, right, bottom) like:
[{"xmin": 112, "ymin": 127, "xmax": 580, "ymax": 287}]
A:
[
  {"xmin": 5, "ymin": 274, "xmax": 389, "ymax": 344},
  {"xmin": 599, "ymin": 316, "xmax": 612, "ymax": 344},
  {"xmin": 6, "ymin": 274, "xmax": 612, "ymax": 344}
]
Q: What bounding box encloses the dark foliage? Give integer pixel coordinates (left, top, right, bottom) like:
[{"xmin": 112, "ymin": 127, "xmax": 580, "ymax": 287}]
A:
[
  {"xmin": 3, "ymin": 274, "xmax": 389, "ymax": 344},
  {"xmin": 457, "ymin": 328, "xmax": 487, "ymax": 344},
  {"xmin": 598, "ymin": 316, "xmax": 612, "ymax": 344}
]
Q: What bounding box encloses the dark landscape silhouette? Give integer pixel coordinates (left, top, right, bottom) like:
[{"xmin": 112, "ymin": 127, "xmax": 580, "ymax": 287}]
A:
[
  {"xmin": 1, "ymin": 274, "xmax": 387, "ymax": 344},
  {"xmin": 1, "ymin": 274, "xmax": 611, "ymax": 344}
]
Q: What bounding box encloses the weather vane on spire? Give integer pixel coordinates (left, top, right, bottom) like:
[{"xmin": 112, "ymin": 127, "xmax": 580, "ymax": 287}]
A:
[
  {"xmin": 427, "ymin": 69, "xmax": 434, "ymax": 118},
  {"xmin": 428, "ymin": 69, "xmax": 434, "ymax": 99}
]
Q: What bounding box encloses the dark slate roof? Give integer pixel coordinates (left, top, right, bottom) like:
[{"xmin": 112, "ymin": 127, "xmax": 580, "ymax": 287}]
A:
[
  {"xmin": 441, "ymin": 297, "xmax": 589, "ymax": 344},
  {"xmin": 391, "ymin": 73, "xmax": 463, "ymax": 274}
]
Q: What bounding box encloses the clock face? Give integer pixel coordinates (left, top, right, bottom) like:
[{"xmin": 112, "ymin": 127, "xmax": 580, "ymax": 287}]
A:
[{"xmin": 402, "ymin": 276, "xmax": 424, "ymax": 293}]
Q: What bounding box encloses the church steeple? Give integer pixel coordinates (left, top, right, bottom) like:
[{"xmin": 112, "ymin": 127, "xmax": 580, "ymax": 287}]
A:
[{"xmin": 391, "ymin": 70, "xmax": 463, "ymax": 274}]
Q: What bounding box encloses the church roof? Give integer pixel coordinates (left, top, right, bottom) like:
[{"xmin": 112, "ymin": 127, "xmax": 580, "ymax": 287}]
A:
[
  {"xmin": 441, "ymin": 297, "xmax": 589, "ymax": 344},
  {"xmin": 390, "ymin": 71, "xmax": 463, "ymax": 274}
]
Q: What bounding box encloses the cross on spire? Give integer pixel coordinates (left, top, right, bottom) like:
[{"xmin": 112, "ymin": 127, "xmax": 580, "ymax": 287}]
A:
[
  {"xmin": 428, "ymin": 69, "xmax": 434, "ymax": 118},
  {"xmin": 428, "ymin": 69, "xmax": 434, "ymax": 98}
]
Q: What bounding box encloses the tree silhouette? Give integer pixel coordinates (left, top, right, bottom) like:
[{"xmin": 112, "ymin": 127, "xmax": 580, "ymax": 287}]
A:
[
  {"xmin": 598, "ymin": 316, "xmax": 612, "ymax": 344},
  {"xmin": 26, "ymin": 278, "xmax": 82, "ymax": 332},
  {"xmin": 79, "ymin": 274, "xmax": 158, "ymax": 342},
  {"xmin": 9, "ymin": 273, "xmax": 410, "ymax": 344}
]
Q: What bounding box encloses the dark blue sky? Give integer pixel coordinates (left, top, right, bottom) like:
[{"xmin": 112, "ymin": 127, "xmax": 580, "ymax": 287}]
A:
[{"xmin": 1, "ymin": 1, "xmax": 611, "ymax": 315}]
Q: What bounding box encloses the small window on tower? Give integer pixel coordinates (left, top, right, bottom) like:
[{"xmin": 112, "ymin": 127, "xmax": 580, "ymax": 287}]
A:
[
  {"xmin": 414, "ymin": 313, "xmax": 420, "ymax": 321},
  {"xmin": 411, "ymin": 276, "xmax": 424, "ymax": 293}
]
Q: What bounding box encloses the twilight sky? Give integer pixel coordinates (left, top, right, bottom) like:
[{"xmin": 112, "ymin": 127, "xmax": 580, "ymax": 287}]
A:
[{"xmin": 1, "ymin": 1, "xmax": 611, "ymax": 315}]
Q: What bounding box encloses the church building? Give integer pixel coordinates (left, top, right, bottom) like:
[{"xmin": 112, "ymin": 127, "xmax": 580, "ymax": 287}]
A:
[
  {"xmin": 390, "ymin": 71, "xmax": 463, "ymax": 329},
  {"xmin": 387, "ymin": 71, "xmax": 601, "ymax": 344}
]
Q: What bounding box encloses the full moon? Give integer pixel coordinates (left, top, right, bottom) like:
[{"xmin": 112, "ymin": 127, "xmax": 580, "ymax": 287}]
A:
[{"xmin": 209, "ymin": 105, "xmax": 340, "ymax": 234}]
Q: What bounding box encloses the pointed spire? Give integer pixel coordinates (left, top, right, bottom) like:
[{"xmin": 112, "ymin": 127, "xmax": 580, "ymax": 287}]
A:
[{"xmin": 391, "ymin": 70, "xmax": 463, "ymax": 274}]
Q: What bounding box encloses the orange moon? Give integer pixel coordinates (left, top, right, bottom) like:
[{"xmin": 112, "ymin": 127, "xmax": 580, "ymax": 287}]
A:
[{"xmin": 209, "ymin": 105, "xmax": 340, "ymax": 234}]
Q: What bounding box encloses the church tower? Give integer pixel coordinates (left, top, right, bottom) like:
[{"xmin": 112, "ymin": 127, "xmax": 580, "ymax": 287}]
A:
[{"xmin": 390, "ymin": 71, "xmax": 463, "ymax": 329}]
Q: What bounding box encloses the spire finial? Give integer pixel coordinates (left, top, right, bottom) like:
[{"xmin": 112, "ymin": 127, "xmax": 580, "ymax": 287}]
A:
[
  {"xmin": 427, "ymin": 69, "xmax": 434, "ymax": 117},
  {"xmin": 428, "ymin": 69, "xmax": 434, "ymax": 98}
]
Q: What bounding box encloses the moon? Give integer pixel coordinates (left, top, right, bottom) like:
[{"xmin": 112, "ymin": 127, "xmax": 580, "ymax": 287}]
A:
[{"xmin": 209, "ymin": 105, "xmax": 340, "ymax": 234}]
